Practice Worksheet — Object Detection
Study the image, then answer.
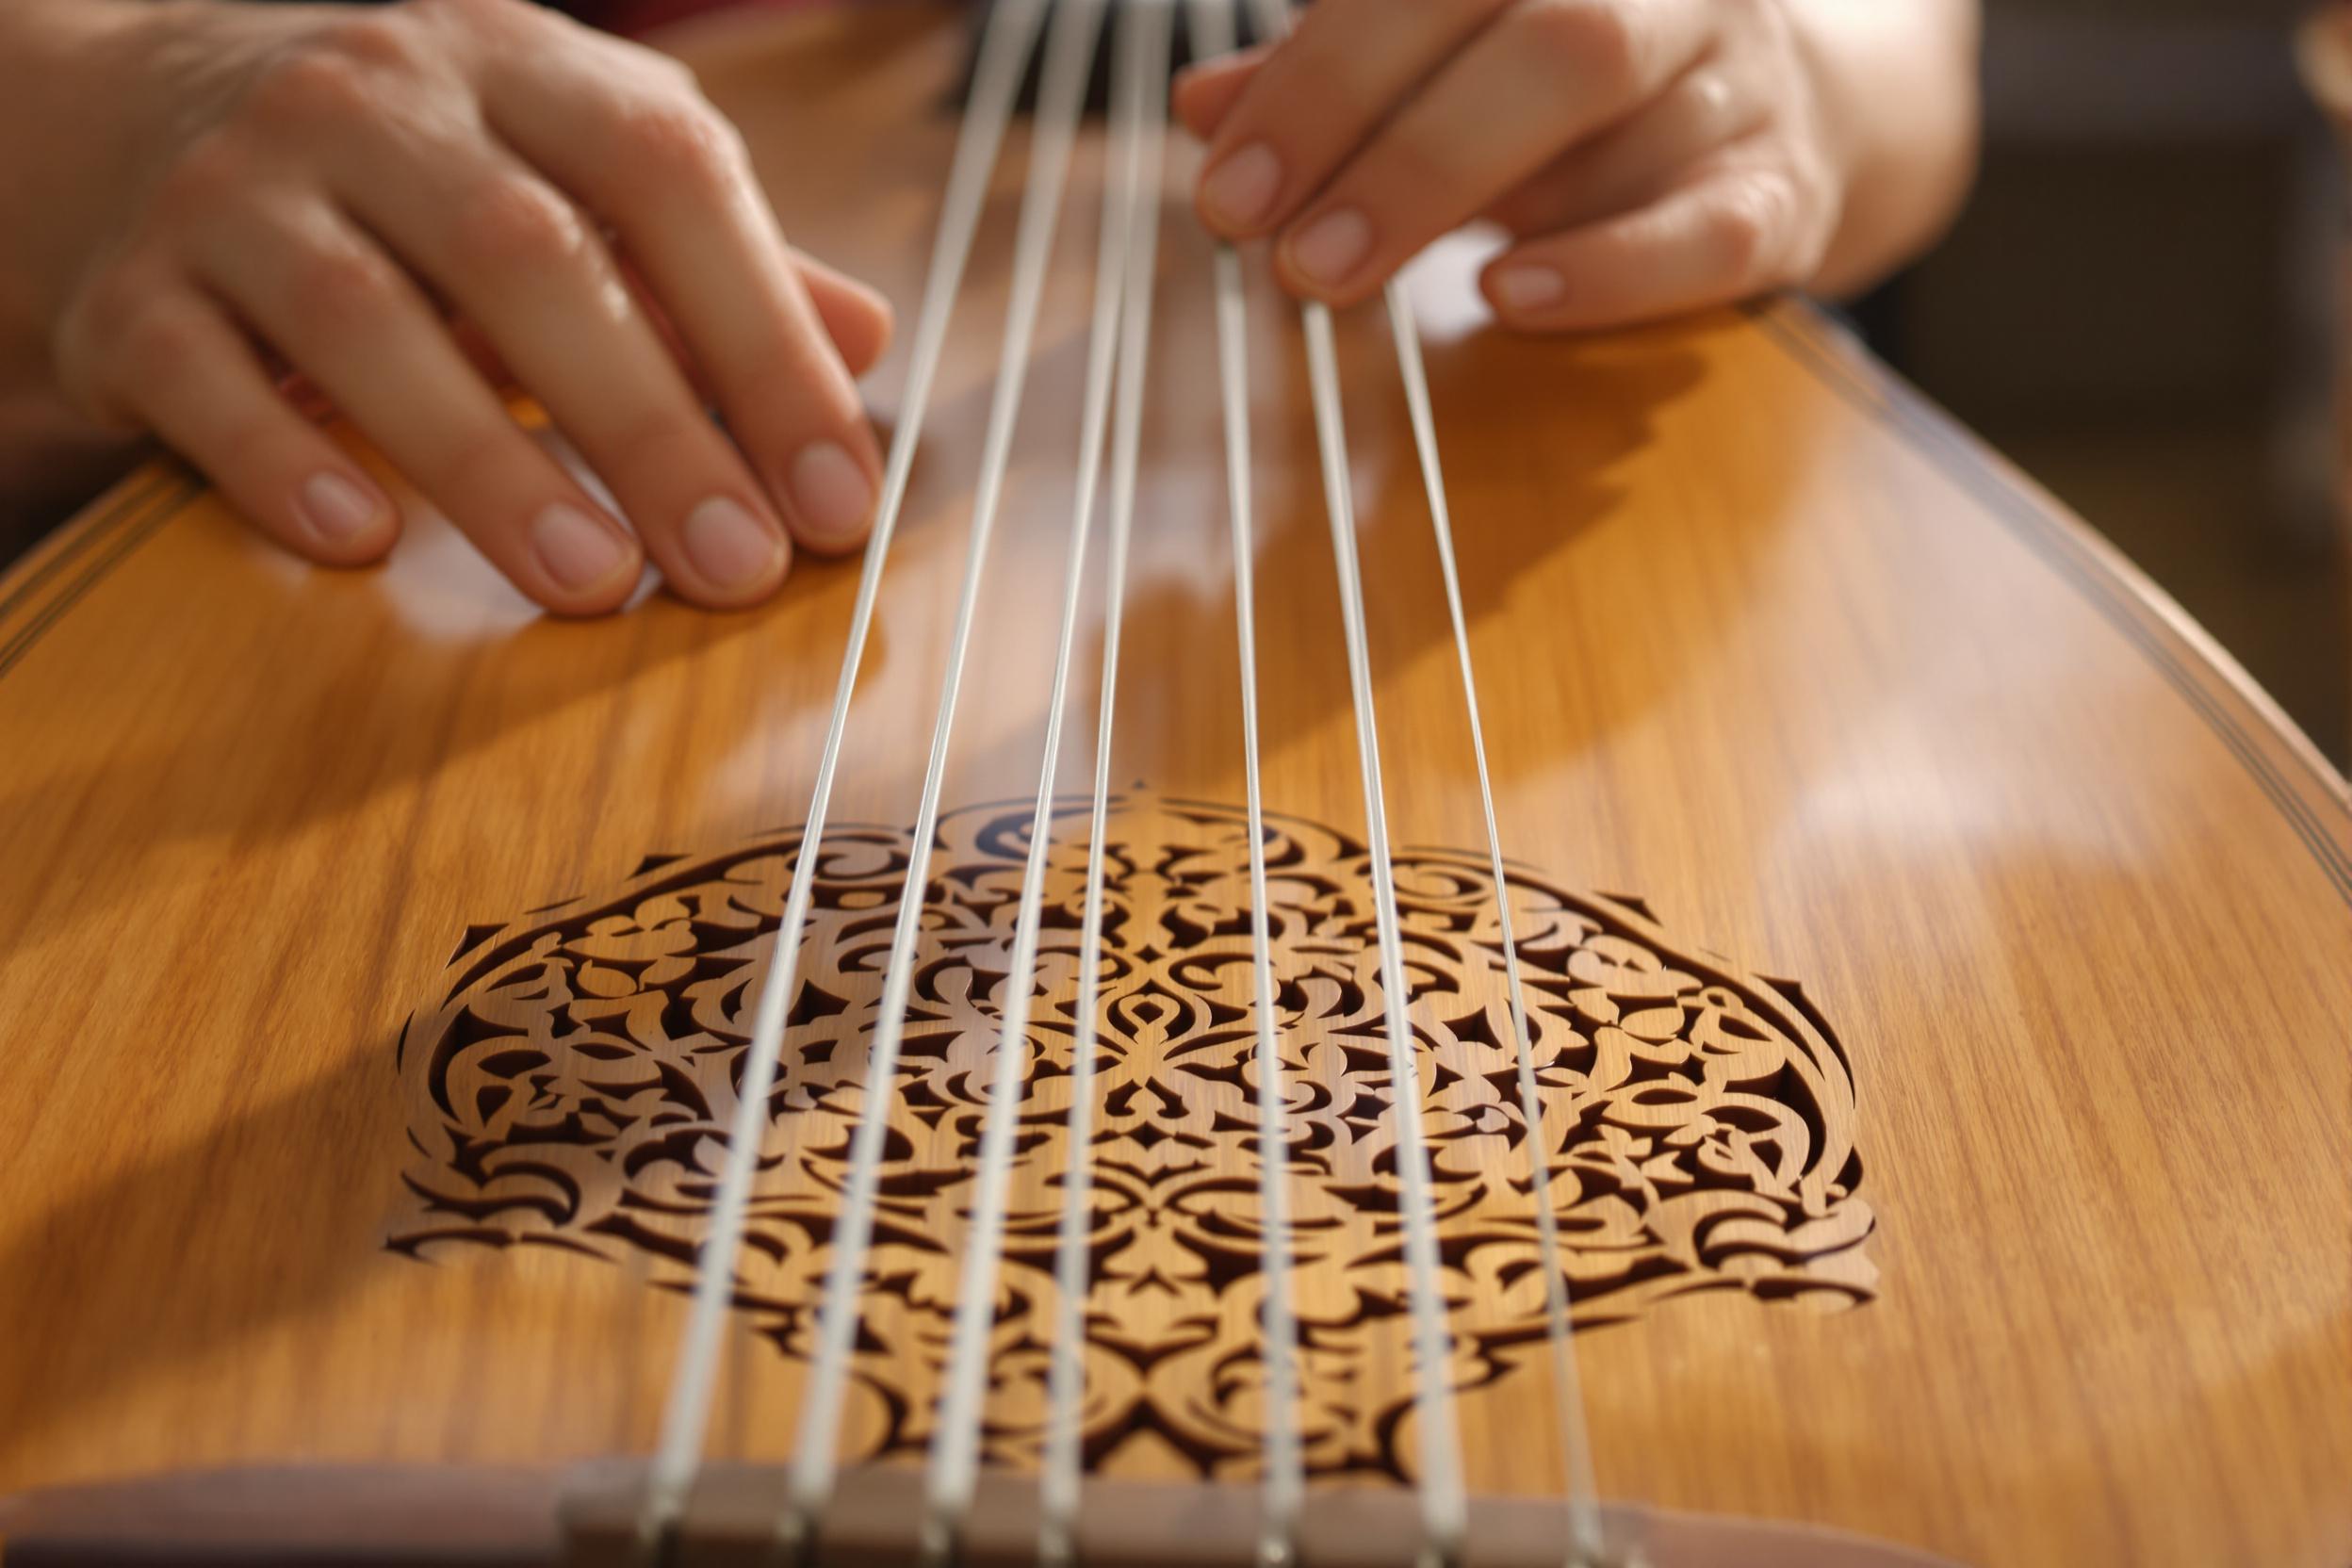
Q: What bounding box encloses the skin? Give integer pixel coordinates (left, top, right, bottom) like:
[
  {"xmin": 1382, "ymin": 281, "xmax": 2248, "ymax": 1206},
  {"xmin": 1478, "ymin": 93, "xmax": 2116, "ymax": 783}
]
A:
[
  {"xmin": 2302, "ymin": 4, "xmax": 2352, "ymax": 116},
  {"xmin": 2299, "ymin": 4, "xmax": 2352, "ymax": 527},
  {"xmin": 1, "ymin": 0, "xmax": 1980, "ymax": 613},
  {"xmin": 0, "ymin": 0, "xmax": 892, "ymax": 614},
  {"xmin": 1177, "ymin": 0, "xmax": 1982, "ymax": 329}
]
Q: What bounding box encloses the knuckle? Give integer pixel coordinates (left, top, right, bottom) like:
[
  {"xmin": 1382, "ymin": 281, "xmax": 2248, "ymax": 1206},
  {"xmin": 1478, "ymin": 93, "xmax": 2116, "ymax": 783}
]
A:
[
  {"xmin": 1682, "ymin": 67, "xmax": 1738, "ymax": 139},
  {"xmin": 318, "ymin": 12, "xmax": 421, "ymax": 73},
  {"xmin": 203, "ymin": 416, "xmax": 294, "ymax": 499},
  {"xmin": 60, "ymin": 285, "xmax": 195, "ymax": 416},
  {"xmin": 731, "ymin": 360, "xmax": 843, "ymax": 443},
  {"xmin": 416, "ymin": 0, "xmax": 515, "ymax": 32},
  {"xmin": 1367, "ymin": 124, "xmax": 1469, "ymax": 203},
  {"xmin": 1782, "ymin": 161, "xmax": 1837, "ymax": 278},
  {"xmin": 603, "ymin": 409, "xmax": 708, "ymax": 480},
  {"xmin": 285, "ymin": 238, "xmax": 401, "ymax": 335},
  {"xmin": 1521, "ymin": 0, "xmax": 1640, "ymax": 94},
  {"xmin": 243, "ymin": 48, "xmax": 376, "ymax": 131},
  {"xmin": 1707, "ymin": 172, "xmax": 1791, "ymax": 286},
  {"xmin": 448, "ymin": 175, "xmax": 589, "ymax": 271},
  {"xmin": 609, "ymin": 93, "xmax": 746, "ymax": 197},
  {"xmin": 148, "ymin": 134, "xmax": 257, "ymax": 230},
  {"xmin": 113, "ymin": 301, "xmax": 203, "ymax": 378},
  {"xmin": 642, "ymin": 48, "xmax": 705, "ymax": 95},
  {"xmin": 425, "ymin": 421, "xmax": 525, "ymax": 503}
]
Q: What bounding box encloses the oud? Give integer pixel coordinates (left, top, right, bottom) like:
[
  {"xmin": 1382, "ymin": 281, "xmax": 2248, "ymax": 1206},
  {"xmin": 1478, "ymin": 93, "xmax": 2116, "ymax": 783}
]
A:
[{"xmin": 1, "ymin": 2, "xmax": 2346, "ymax": 1565}]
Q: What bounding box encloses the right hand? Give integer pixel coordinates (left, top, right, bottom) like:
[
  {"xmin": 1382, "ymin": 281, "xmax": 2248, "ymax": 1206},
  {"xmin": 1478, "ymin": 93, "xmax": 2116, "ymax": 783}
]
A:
[
  {"xmin": 4, "ymin": 0, "xmax": 892, "ymax": 614},
  {"xmin": 2299, "ymin": 4, "xmax": 2352, "ymax": 533},
  {"xmin": 2301, "ymin": 3, "xmax": 2352, "ymax": 120}
]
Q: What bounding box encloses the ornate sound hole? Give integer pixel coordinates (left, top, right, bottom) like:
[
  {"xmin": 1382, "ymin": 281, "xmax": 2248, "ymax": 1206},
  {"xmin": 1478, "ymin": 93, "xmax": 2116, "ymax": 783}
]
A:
[{"xmin": 393, "ymin": 794, "xmax": 1874, "ymax": 1478}]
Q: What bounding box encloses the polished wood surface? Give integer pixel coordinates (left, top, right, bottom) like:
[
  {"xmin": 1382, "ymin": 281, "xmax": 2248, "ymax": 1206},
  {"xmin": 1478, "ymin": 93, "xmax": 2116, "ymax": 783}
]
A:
[{"xmin": 1, "ymin": 6, "xmax": 2348, "ymax": 1565}]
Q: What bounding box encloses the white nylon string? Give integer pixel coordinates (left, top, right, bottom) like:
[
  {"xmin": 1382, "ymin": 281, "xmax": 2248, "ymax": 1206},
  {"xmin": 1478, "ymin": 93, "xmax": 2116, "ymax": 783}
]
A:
[
  {"xmin": 1238, "ymin": 0, "xmax": 1464, "ymax": 1558},
  {"xmin": 1216, "ymin": 248, "xmax": 1309, "ymax": 1568},
  {"xmin": 1384, "ymin": 286, "xmax": 1607, "ymax": 1564},
  {"xmin": 922, "ymin": 0, "xmax": 1140, "ymax": 1552},
  {"xmin": 782, "ymin": 0, "xmax": 1102, "ymax": 1542},
  {"xmin": 1037, "ymin": 5, "xmax": 1166, "ymax": 1561},
  {"xmin": 639, "ymin": 0, "xmax": 1046, "ymax": 1546},
  {"xmin": 1299, "ymin": 301, "xmax": 1468, "ymax": 1568},
  {"xmin": 1186, "ymin": 1, "xmax": 1306, "ymax": 1560}
]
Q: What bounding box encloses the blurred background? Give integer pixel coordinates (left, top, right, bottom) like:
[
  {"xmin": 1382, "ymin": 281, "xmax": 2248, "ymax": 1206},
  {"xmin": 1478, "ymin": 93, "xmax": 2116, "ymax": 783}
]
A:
[{"xmin": 1854, "ymin": 0, "xmax": 2352, "ymax": 766}]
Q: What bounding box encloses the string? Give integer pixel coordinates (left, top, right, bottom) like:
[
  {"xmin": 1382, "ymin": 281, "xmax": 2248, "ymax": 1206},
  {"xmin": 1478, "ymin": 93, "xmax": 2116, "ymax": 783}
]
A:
[
  {"xmin": 638, "ymin": 0, "xmax": 1047, "ymax": 1548},
  {"xmin": 913, "ymin": 0, "xmax": 1148, "ymax": 1553},
  {"xmin": 1187, "ymin": 1, "xmax": 1306, "ymax": 1560},
  {"xmin": 1231, "ymin": 0, "xmax": 1466, "ymax": 1558},
  {"xmin": 1222, "ymin": 237, "xmax": 1313, "ymax": 1568},
  {"xmin": 780, "ymin": 0, "xmax": 1102, "ymax": 1544},
  {"xmin": 1384, "ymin": 286, "xmax": 1608, "ymax": 1564},
  {"xmin": 1037, "ymin": 4, "xmax": 1168, "ymax": 1561},
  {"xmin": 1298, "ymin": 299, "xmax": 1468, "ymax": 1568},
  {"xmin": 648, "ymin": 6, "xmax": 1596, "ymax": 1560}
]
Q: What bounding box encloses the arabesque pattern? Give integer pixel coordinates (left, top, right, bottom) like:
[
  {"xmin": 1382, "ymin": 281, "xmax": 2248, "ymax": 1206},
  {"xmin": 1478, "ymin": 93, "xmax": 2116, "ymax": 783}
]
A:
[{"xmin": 394, "ymin": 795, "xmax": 1874, "ymax": 1478}]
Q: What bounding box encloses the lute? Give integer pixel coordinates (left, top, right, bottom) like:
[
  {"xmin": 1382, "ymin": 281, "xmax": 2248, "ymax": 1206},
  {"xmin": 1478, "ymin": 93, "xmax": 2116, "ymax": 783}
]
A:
[{"xmin": 1, "ymin": 2, "xmax": 2347, "ymax": 1565}]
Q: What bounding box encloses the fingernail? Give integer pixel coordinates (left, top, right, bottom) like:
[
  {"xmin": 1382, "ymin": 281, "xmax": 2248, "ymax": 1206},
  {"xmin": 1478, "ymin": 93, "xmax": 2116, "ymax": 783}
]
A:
[
  {"xmin": 1202, "ymin": 142, "xmax": 1282, "ymax": 229},
  {"xmin": 530, "ymin": 502, "xmax": 631, "ymax": 592},
  {"xmin": 298, "ymin": 470, "xmax": 384, "ymax": 544},
  {"xmin": 788, "ymin": 441, "xmax": 874, "ymax": 546},
  {"xmin": 681, "ymin": 494, "xmax": 785, "ymax": 591},
  {"xmin": 1492, "ymin": 265, "xmax": 1566, "ymax": 313},
  {"xmin": 1287, "ymin": 208, "xmax": 1373, "ymax": 289}
]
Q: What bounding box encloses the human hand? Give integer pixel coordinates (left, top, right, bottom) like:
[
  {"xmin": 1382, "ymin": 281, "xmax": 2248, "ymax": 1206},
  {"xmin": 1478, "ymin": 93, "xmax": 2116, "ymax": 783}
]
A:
[
  {"xmin": 1176, "ymin": 0, "xmax": 1852, "ymax": 331},
  {"xmin": 2300, "ymin": 1, "xmax": 2352, "ymax": 122},
  {"xmin": 2298, "ymin": 4, "xmax": 2352, "ymax": 539},
  {"xmin": 5, "ymin": 0, "xmax": 890, "ymax": 613}
]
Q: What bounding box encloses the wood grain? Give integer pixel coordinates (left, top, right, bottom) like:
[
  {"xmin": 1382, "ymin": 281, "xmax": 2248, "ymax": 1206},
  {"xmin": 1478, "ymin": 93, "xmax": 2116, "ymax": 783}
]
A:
[{"xmin": 0, "ymin": 6, "xmax": 2346, "ymax": 1565}]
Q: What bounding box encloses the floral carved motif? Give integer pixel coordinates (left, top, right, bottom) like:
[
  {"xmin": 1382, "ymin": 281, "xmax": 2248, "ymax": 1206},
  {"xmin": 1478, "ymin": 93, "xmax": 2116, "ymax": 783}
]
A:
[{"xmin": 393, "ymin": 795, "xmax": 1874, "ymax": 1478}]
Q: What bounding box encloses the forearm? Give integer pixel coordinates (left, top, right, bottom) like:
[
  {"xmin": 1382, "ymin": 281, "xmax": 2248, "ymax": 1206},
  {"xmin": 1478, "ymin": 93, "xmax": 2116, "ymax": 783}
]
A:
[{"xmin": 1780, "ymin": 0, "xmax": 1982, "ymax": 297}]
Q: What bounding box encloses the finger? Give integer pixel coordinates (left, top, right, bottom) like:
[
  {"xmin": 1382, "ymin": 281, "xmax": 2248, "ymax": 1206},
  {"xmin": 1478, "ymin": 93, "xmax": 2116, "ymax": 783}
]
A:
[
  {"xmin": 190, "ymin": 204, "xmax": 645, "ymax": 613},
  {"xmin": 1171, "ymin": 49, "xmax": 1266, "ymax": 141},
  {"xmin": 607, "ymin": 246, "xmax": 887, "ymax": 400},
  {"xmin": 794, "ymin": 251, "xmax": 893, "ymax": 378},
  {"xmin": 1484, "ymin": 51, "xmax": 1772, "ymax": 238},
  {"xmin": 2298, "ymin": 5, "xmax": 2352, "ymax": 121},
  {"xmin": 489, "ymin": 67, "xmax": 884, "ymax": 558},
  {"xmin": 336, "ymin": 145, "xmax": 798, "ymax": 606},
  {"xmin": 1192, "ymin": 0, "xmax": 1511, "ymax": 237},
  {"xmin": 66, "ymin": 280, "xmax": 398, "ymax": 566},
  {"xmin": 1479, "ymin": 163, "xmax": 1812, "ymax": 332},
  {"xmin": 1271, "ymin": 0, "xmax": 1716, "ymax": 305}
]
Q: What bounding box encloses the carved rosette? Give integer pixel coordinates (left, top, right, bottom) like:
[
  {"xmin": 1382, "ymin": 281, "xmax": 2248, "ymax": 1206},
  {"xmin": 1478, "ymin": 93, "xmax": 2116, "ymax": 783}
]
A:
[{"xmin": 394, "ymin": 795, "xmax": 1873, "ymax": 1478}]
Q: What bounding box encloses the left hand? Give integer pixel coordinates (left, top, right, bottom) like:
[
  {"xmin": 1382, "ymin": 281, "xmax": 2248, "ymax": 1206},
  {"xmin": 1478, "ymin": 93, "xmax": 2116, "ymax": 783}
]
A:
[{"xmin": 1175, "ymin": 0, "xmax": 1843, "ymax": 331}]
